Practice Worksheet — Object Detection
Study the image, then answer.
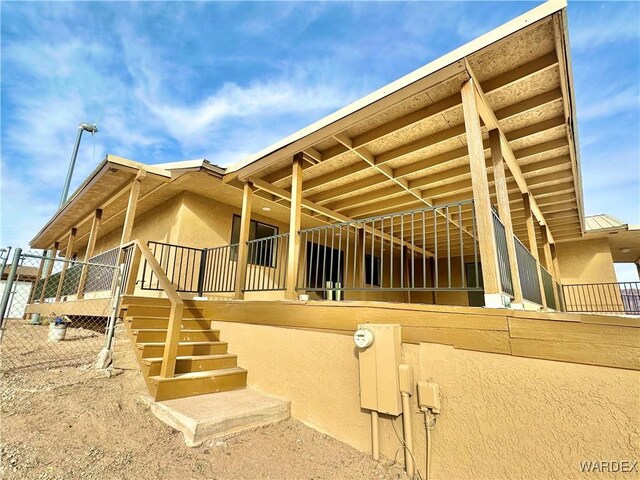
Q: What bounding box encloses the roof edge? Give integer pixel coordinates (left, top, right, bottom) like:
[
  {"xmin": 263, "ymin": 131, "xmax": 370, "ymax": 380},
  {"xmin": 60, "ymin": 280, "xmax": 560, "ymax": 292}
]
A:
[{"xmin": 224, "ymin": 0, "xmax": 568, "ymax": 179}]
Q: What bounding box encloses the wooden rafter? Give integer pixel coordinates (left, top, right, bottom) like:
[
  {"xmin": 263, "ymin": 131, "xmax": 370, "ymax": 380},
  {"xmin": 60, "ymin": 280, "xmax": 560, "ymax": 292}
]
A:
[{"xmin": 465, "ymin": 61, "xmax": 556, "ymax": 244}]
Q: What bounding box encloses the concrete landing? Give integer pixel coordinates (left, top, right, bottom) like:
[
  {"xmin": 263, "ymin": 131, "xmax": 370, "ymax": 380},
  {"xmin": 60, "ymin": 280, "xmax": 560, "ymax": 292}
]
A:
[{"xmin": 140, "ymin": 388, "xmax": 291, "ymax": 446}]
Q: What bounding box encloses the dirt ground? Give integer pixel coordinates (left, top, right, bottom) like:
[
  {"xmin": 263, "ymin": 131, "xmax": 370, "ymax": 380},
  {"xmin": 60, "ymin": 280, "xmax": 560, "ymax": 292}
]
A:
[{"xmin": 1, "ymin": 362, "xmax": 407, "ymax": 480}]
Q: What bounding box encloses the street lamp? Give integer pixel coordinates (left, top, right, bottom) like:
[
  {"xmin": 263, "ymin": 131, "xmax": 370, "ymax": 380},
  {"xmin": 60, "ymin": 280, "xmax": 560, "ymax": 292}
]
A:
[{"xmin": 59, "ymin": 123, "xmax": 99, "ymax": 208}]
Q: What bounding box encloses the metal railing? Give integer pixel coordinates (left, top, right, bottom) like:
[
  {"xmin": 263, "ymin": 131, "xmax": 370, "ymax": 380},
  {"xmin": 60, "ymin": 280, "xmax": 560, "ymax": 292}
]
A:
[
  {"xmin": 514, "ymin": 236, "xmax": 542, "ymax": 305},
  {"xmin": 297, "ymin": 200, "xmax": 481, "ymax": 294},
  {"xmin": 540, "ymin": 266, "xmax": 556, "ymax": 310},
  {"xmin": 562, "ymin": 282, "xmax": 640, "ymax": 315},
  {"xmin": 31, "ymin": 245, "xmax": 121, "ymax": 300},
  {"xmin": 244, "ymin": 234, "xmax": 289, "ymax": 292},
  {"xmin": 200, "ymin": 244, "xmax": 238, "ymax": 294},
  {"xmin": 140, "ymin": 241, "xmax": 238, "ymax": 295},
  {"xmin": 492, "ymin": 211, "xmax": 514, "ymax": 298},
  {"xmin": 142, "ymin": 241, "xmax": 202, "ymax": 293}
]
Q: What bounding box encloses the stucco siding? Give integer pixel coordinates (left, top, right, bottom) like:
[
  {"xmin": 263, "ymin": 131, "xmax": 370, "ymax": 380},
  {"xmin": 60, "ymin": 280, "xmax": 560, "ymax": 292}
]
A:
[{"xmin": 213, "ymin": 320, "xmax": 640, "ymax": 480}]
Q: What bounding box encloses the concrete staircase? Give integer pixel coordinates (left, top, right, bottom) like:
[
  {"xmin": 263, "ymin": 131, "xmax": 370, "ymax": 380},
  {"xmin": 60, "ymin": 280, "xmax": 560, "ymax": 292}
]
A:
[{"xmin": 121, "ymin": 296, "xmax": 247, "ymax": 401}]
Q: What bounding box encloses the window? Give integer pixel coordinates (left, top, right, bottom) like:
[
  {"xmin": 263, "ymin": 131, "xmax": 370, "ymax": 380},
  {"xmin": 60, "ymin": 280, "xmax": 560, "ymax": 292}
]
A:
[
  {"xmin": 365, "ymin": 254, "xmax": 381, "ymax": 287},
  {"xmin": 230, "ymin": 215, "xmax": 278, "ymax": 265}
]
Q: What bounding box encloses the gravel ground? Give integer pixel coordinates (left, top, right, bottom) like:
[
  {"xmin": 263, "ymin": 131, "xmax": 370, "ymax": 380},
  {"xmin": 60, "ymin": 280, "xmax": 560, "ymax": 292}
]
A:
[{"xmin": 1, "ymin": 362, "xmax": 407, "ymax": 480}]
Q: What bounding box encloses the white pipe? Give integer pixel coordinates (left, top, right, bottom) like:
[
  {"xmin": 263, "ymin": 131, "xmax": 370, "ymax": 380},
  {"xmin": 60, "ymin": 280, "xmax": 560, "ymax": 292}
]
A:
[
  {"xmin": 423, "ymin": 408, "xmax": 436, "ymax": 480},
  {"xmin": 401, "ymin": 392, "xmax": 415, "ymax": 478},
  {"xmin": 371, "ymin": 410, "xmax": 380, "ymax": 461}
]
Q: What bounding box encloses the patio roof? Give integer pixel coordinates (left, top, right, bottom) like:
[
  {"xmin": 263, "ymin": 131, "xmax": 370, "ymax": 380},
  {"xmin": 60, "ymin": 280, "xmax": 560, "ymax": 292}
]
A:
[
  {"xmin": 30, "ymin": 155, "xmax": 172, "ymax": 251},
  {"xmin": 224, "ymin": 0, "xmax": 584, "ymax": 247}
]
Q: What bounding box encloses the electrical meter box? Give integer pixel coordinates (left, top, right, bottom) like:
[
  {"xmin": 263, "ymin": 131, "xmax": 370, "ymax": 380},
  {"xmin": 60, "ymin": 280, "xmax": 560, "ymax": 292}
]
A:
[{"xmin": 356, "ymin": 323, "xmax": 402, "ymax": 415}]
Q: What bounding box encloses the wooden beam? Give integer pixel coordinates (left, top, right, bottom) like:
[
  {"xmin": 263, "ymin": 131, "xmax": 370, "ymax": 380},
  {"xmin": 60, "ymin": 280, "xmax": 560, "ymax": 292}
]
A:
[
  {"xmin": 540, "ymin": 223, "xmax": 560, "ymax": 309},
  {"xmin": 465, "ymin": 60, "xmax": 555, "ymax": 244},
  {"xmin": 251, "ymin": 177, "xmax": 350, "ymax": 224},
  {"xmin": 76, "ymin": 209, "xmax": 102, "ymax": 299},
  {"xmin": 490, "ymin": 129, "xmax": 523, "ymax": 304},
  {"xmin": 523, "ymin": 193, "xmax": 547, "ymax": 308},
  {"xmin": 119, "ymin": 170, "xmax": 145, "ymax": 246},
  {"xmin": 263, "ymin": 55, "xmax": 560, "ymax": 186},
  {"xmin": 461, "ymin": 79, "xmax": 500, "ymax": 299},
  {"xmin": 235, "ymin": 182, "xmax": 253, "ymax": 299},
  {"xmin": 39, "ymin": 242, "xmax": 59, "ymax": 303},
  {"xmin": 55, "ymin": 228, "xmax": 77, "ymax": 301},
  {"xmin": 286, "ymin": 155, "xmax": 304, "ymax": 299}
]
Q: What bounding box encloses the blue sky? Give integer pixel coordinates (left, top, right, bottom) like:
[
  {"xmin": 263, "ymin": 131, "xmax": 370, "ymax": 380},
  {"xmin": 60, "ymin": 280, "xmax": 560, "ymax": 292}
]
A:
[{"xmin": 1, "ymin": 1, "xmax": 638, "ymax": 277}]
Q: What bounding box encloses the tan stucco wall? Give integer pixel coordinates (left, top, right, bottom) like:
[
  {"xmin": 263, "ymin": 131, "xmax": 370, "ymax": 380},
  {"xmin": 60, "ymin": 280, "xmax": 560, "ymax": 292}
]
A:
[
  {"xmin": 80, "ymin": 192, "xmax": 185, "ymax": 258},
  {"xmin": 556, "ymin": 238, "xmax": 617, "ymax": 284},
  {"xmin": 213, "ymin": 320, "xmax": 640, "ymax": 480}
]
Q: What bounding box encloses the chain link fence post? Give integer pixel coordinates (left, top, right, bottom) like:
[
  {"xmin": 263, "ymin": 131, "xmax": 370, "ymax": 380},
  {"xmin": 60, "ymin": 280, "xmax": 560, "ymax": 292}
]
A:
[
  {"xmin": 96, "ymin": 263, "xmax": 125, "ymax": 369},
  {"xmin": 0, "ymin": 247, "xmax": 22, "ymax": 342}
]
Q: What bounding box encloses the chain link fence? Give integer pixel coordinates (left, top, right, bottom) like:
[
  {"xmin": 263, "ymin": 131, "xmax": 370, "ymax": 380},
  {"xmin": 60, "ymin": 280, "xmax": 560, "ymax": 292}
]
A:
[{"xmin": 0, "ymin": 248, "xmax": 121, "ymax": 376}]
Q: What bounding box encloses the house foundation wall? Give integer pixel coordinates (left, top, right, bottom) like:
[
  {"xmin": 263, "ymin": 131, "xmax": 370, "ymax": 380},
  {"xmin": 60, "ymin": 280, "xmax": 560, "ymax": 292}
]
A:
[{"xmin": 212, "ymin": 320, "xmax": 639, "ymax": 479}]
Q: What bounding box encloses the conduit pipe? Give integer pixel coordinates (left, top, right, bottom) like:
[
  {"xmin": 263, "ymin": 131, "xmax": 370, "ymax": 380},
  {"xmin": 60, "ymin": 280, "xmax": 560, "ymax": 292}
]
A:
[
  {"xmin": 399, "ymin": 364, "xmax": 416, "ymax": 479},
  {"xmin": 371, "ymin": 410, "xmax": 380, "ymax": 461},
  {"xmin": 401, "ymin": 391, "xmax": 415, "ymax": 478}
]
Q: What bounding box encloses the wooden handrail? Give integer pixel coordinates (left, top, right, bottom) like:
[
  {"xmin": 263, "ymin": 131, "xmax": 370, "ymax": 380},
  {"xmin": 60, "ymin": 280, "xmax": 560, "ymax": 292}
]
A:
[{"xmin": 130, "ymin": 240, "xmax": 184, "ymax": 378}]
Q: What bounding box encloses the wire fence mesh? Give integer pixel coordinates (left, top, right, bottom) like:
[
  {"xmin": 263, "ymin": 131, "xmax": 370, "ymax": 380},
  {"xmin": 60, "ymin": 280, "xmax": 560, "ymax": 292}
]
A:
[{"xmin": 0, "ymin": 249, "xmax": 120, "ymax": 375}]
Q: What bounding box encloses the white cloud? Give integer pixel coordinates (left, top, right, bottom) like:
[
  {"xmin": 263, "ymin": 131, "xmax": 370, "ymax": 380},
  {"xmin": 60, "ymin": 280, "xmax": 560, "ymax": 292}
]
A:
[
  {"xmin": 579, "ymin": 86, "xmax": 640, "ymax": 122},
  {"xmin": 569, "ymin": 3, "xmax": 640, "ymax": 51}
]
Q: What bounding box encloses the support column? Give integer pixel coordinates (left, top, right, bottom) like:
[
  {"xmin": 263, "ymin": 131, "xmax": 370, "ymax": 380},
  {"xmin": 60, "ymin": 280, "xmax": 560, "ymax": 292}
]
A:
[
  {"xmin": 55, "ymin": 228, "xmax": 77, "ymax": 301},
  {"xmin": 523, "ymin": 193, "xmax": 547, "ymax": 308},
  {"xmin": 461, "ymin": 79, "xmax": 501, "ymax": 308},
  {"xmin": 120, "ymin": 171, "xmax": 145, "ymax": 247},
  {"xmin": 234, "ymin": 182, "xmax": 253, "ymax": 299},
  {"xmin": 540, "ymin": 225, "xmax": 561, "ymax": 310},
  {"xmin": 28, "ymin": 252, "xmax": 47, "ymax": 305},
  {"xmin": 77, "ymin": 209, "xmax": 102, "ymax": 299},
  {"xmin": 490, "ymin": 129, "xmax": 523, "ymax": 308},
  {"xmin": 39, "ymin": 242, "xmax": 60, "ymax": 302},
  {"xmin": 286, "ymin": 154, "xmax": 304, "ymax": 300}
]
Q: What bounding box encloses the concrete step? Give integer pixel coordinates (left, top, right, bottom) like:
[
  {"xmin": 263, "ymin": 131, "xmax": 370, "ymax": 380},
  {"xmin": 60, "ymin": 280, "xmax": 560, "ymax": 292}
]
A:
[
  {"xmin": 127, "ymin": 317, "xmax": 213, "ymax": 330},
  {"xmin": 149, "ymin": 367, "xmax": 248, "ymax": 401},
  {"xmin": 142, "ymin": 353, "xmax": 238, "ymax": 376},
  {"xmin": 133, "ymin": 328, "xmax": 220, "ymax": 343},
  {"xmin": 137, "ymin": 341, "xmax": 228, "ymax": 358},
  {"xmin": 139, "ymin": 388, "xmax": 290, "ymax": 446}
]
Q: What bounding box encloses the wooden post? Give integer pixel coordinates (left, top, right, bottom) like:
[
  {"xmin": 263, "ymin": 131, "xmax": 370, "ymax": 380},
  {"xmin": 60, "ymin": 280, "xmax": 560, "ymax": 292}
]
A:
[
  {"xmin": 490, "ymin": 129, "xmax": 523, "ymax": 306},
  {"xmin": 234, "ymin": 182, "xmax": 253, "ymax": 299},
  {"xmin": 55, "ymin": 228, "xmax": 77, "ymax": 301},
  {"xmin": 540, "ymin": 224, "xmax": 561, "ymax": 309},
  {"xmin": 523, "ymin": 193, "xmax": 547, "ymax": 307},
  {"xmin": 120, "ymin": 171, "xmax": 145, "ymax": 247},
  {"xmin": 28, "ymin": 253, "xmax": 47, "ymax": 306},
  {"xmin": 461, "ymin": 79, "xmax": 500, "ymax": 306},
  {"xmin": 77, "ymin": 209, "xmax": 102, "ymax": 299},
  {"xmin": 124, "ymin": 246, "xmax": 142, "ymax": 296},
  {"xmin": 286, "ymin": 154, "xmax": 304, "ymax": 300},
  {"xmin": 39, "ymin": 242, "xmax": 60, "ymax": 302}
]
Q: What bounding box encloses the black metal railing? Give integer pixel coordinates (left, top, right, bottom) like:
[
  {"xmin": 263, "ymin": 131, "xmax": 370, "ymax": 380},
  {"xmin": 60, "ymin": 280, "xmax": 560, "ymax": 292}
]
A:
[
  {"xmin": 514, "ymin": 236, "xmax": 542, "ymax": 305},
  {"xmin": 562, "ymin": 282, "xmax": 640, "ymax": 314},
  {"xmin": 492, "ymin": 211, "xmax": 514, "ymax": 298},
  {"xmin": 201, "ymin": 244, "xmax": 238, "ymax": 294},
  {"xmin": 297, "ymin": 200, "xmax": 481, "ymax": 294},
  {"xmin": 141, "ymin": 241, "xmax": 238, "ymax": 295},
  {"xmin": 244, "ymin": 234, "xmax": 289, "ymax": 292},
  {"xmin": 540, "ymin": 266, "xmax": 556, "ymax": 310},
  {"xmin": 142, "ymin": 241, "xmax": 202, "ymax": 293}
]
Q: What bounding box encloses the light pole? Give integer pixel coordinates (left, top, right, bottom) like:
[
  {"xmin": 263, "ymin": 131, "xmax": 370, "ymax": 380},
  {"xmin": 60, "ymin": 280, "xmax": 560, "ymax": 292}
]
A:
[{"xmin": 59, "ymin": 123, "xmax": 98, "ymax": 208}]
